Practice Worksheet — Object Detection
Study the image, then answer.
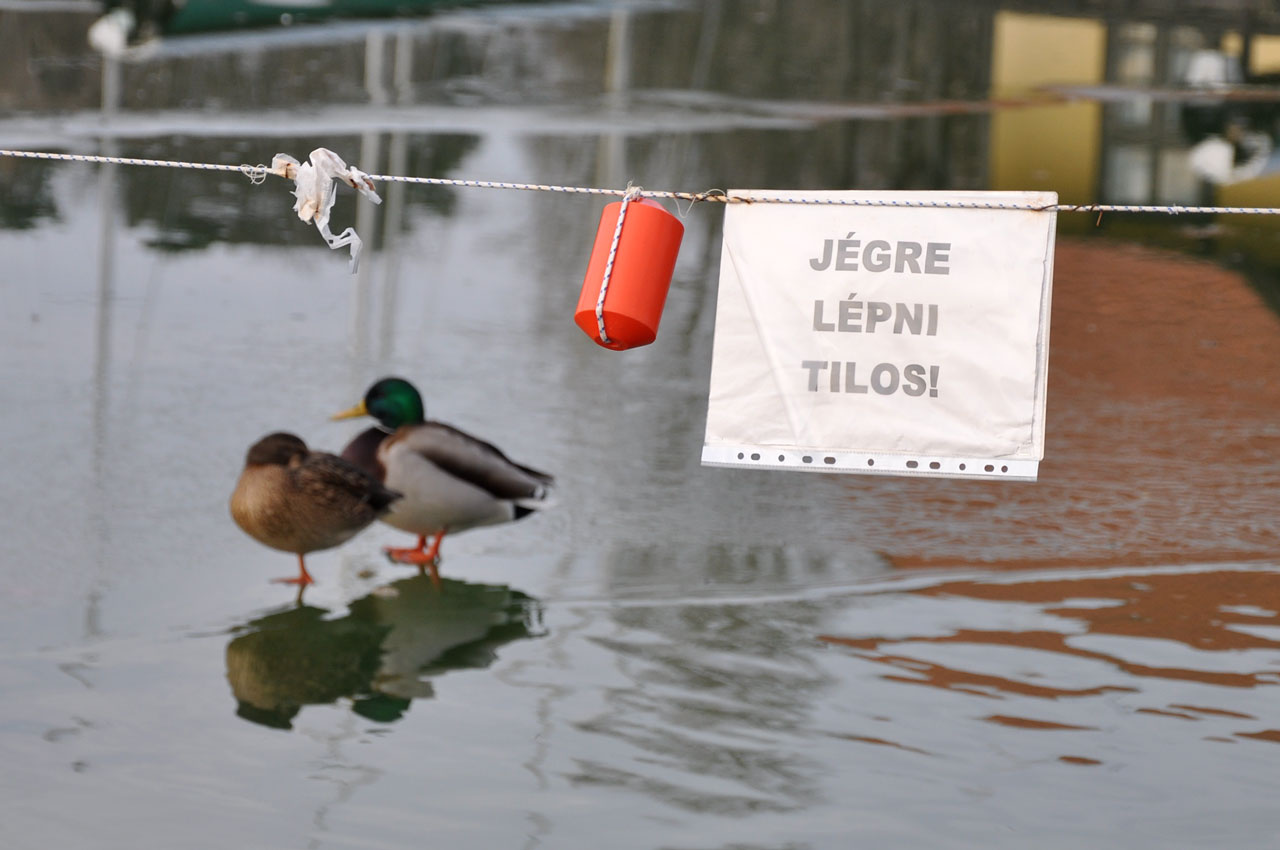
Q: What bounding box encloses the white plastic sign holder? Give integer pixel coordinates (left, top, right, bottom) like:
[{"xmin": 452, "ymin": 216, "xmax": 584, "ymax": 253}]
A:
[{"xmin": 702, "ymin": 190, "xmax": 1057, "ymax": 482}]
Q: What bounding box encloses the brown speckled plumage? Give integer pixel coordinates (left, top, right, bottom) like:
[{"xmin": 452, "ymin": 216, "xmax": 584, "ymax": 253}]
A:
[{"xmin": 231, "ymin": 432, "xmax": 401, "ymax": 558}]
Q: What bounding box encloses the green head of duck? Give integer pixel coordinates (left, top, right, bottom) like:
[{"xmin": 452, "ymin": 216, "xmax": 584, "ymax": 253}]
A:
[{"xmin": 333, "ymin": 376, "xmax": 426, "ymax": 430}]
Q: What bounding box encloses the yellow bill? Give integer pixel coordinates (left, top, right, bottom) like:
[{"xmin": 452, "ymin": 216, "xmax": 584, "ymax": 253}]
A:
[{"xmin": 330, "ymin": 400, "xmax": 369, "ymax": 421}]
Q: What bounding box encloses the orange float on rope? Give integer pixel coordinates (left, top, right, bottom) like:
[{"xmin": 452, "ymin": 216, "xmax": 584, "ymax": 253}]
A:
[{"xmin": 574, "ymin": 196, "xmax": 684, "ymax": 350}]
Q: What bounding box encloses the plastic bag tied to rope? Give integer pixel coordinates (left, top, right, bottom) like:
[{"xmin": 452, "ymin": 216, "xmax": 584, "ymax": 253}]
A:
[{"xmin": 270, "ymin": 148, "xmax": 382, "ymax": 273}]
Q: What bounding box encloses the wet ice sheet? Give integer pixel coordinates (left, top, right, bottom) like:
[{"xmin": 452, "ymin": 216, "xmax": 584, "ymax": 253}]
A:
[
  {"xmin": 6, "ymin": 563, "xmax": 1280, "ymax": 850},
  {"xmin": 4, "ymin": 2, "xmax": 1280, "ymax": 849}
]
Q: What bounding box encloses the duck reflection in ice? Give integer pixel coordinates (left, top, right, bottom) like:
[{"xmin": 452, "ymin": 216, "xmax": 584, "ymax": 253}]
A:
[{"xmin": 225, "ymin": 575, "xmax": 542, "ymax": 729}]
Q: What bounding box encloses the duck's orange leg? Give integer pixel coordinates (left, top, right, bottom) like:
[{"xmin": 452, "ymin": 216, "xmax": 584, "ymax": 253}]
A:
[
  {"xmin": 385, "ymin": 534, "xmax": 428, "ymax": 563},
  {"xmin": 385, "ymin": 531, "xmax": 446, "ymax": 585},
  {"xmin": 423, "ymin": 530, "xmax": 445, "ymax": 563},
  {"xmin": 272, "ymin": 554, "xmax": 315, "ymax": 587},
  {"xmin": 385, "ymin": 532, "xmax": 446, "ymax": 565}
]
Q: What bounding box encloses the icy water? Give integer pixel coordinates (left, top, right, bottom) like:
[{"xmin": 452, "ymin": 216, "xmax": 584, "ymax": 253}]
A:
[{"xmin": 2, "ymin": 2, "xmax": 1280, "ymax": 848}]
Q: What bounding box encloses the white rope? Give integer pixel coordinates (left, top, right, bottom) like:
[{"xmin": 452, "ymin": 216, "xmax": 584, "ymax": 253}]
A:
[
  {"xmin": 2, "ymin": 148, "xmax": 1279, "ymax": 216},
  {"xmin": 596, "ymin": 184, "xmax": 642, "ymax": 345},
  {"xmin": 0, "ymin": 148, "xmax": 269, "ymax": 180}
]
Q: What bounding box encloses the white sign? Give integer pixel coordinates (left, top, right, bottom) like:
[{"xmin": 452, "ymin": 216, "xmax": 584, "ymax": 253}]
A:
[{"xmin": 702, "ymin": 190, "xmax": 1057, "ymax": 481}]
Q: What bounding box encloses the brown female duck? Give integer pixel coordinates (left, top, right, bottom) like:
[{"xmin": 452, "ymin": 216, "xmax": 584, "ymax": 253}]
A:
[{"xmin": 230, "ymin": 432, "xmax": 401, "ymax": 586}]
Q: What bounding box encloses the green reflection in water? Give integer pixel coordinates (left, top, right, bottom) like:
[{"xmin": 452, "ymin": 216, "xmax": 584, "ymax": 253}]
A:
[{"xmin": 226, "ymin": 575, "xmax": 542, "ymax": 729}]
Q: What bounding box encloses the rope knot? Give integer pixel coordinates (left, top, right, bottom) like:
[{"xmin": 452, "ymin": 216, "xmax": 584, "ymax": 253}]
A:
[{"xmin": 240, "ymin": 163, "xmax": 269, "ymax": 185}]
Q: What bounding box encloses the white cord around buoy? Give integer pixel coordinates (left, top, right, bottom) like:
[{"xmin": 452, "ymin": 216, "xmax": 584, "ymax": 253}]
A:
[{"xmin": 595, "ymin": 184, "xmax": 643, "ymax": 345}]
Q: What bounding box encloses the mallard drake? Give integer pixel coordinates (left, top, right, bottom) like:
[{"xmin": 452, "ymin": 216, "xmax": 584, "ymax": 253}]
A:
[
  {"xmin": 332, "ymin": 377, "xmax": 554, "ymax": 583},
  {"xmin": 230, "ymin": 432, "xmax": 402, "ymax": 587}
]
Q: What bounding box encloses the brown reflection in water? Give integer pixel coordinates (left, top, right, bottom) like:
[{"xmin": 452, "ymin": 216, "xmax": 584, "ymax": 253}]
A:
[
  {"xmin": 824, "ymin": 568, "xmax": 1280, "ymax": 693},
  {"xmin": 1237, "ymin": 729, "xmax": 1280, "ymax": 744},
  {"xmin": 982, "ymin": 715, "xmax": 1094, "ymax": 730},
  {"xmin": 850, "ymin": 239, "xmax": 1280, "ymax": 569},
  {"xmin": 1136, "ymin": 707, "xmax": 1200, "ymax": 719},
  {"xmin": 1167, "ymin": 704, "xmax": 1256, "ymax": 719},
  {"xmin": 913, "ymin": 569, "xmax": 1280, "ymax": 678},
  {"xmin": 836, "ymin": 734, "xmax": 934, "ymax": 756},
  {"xmin": 820, "ymin": 567, "xmax": 1280, "ymax": 759},
  {"xmin": 853, "ymin": 642, "xmax": 1135, "ymax": 698}
]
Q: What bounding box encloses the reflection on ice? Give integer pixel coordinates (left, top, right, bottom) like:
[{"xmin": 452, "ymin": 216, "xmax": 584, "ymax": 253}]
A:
[
  {"xmin": 227, "ymin": 603, "xmax": 386, "ymax": 728},
  {"xmin": 818, "ymin": 564, "xmax": 1280, "ymax": 762},
  {"xmin": 226, "ymin": 575, "xmax": 540, "ymax": 729}
]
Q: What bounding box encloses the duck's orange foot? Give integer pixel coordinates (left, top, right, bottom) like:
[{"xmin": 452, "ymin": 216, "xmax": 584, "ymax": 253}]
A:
[
  {"xmin": 270, "ymin": 575, "xmax": 315, "ymax": 586},
  {"xmin": 384, "ymin": 546, "xmax": 437, "ymax": 565},
  {"xmin": 384, "ymin": 533, "xmax": 444, "ymax": 567},
  {"xmin": 272, "ymin": 556, "xmax": 315, "ymax": 587}
]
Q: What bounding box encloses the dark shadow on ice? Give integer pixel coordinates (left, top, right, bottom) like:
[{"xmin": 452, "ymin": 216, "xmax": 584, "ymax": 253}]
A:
[{"xmin": 225, "ymin": 575, "xmax": 542, "ymax": 729}]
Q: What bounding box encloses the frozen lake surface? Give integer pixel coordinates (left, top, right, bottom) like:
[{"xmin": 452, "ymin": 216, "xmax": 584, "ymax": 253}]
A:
[{"xmin": 2, "ymin": 2, "xmax": 1280, "ymax": 848}]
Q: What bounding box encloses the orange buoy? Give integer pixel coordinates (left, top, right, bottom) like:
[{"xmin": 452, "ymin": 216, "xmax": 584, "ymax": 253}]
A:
[{"xmin": 574, "ymin": 196, "xmax": 684, "ymax": 350}]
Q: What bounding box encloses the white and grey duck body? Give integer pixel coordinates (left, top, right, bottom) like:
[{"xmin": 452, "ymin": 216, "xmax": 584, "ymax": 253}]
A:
[{"xmin": 333, "ymin": 377, "xmax": 553, "ymax": 582}]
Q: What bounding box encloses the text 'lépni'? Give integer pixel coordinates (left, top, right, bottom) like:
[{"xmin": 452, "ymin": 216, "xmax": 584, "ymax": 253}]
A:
[{"xmin": 813, "ymin": 296, "xmax": 938, "ymax": 335}]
